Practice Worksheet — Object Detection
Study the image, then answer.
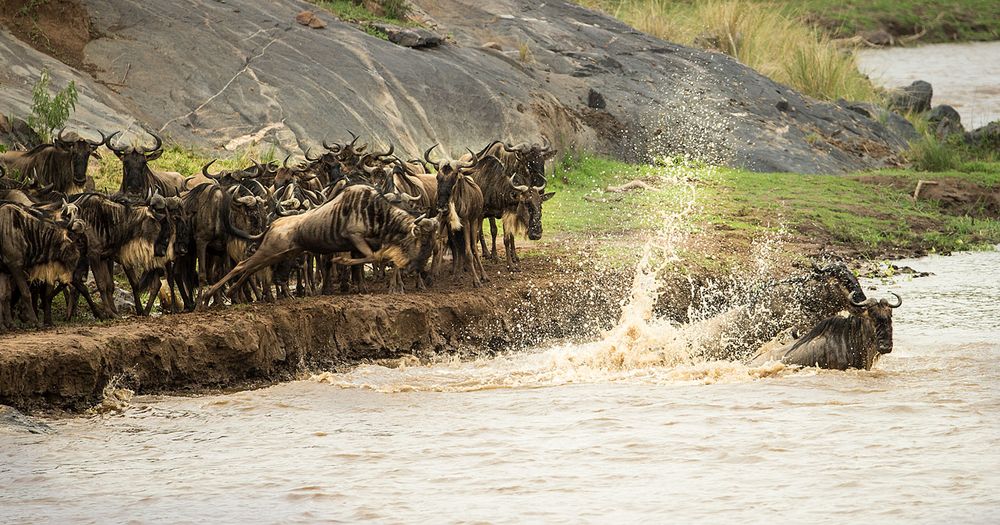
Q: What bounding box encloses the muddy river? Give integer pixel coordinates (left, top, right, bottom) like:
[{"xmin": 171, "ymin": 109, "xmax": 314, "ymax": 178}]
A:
[
  {"xmin": 857, "ymin": 41, "xmax": 1000, "ymax": 129},
  {"xmin": 2, "ymin": 246, "xmax": 999, "ymax": 523}
]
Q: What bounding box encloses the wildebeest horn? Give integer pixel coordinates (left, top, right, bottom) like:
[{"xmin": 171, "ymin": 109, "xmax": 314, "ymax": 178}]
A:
[
  {"xmin": 540, "ymin": 136, "xmax": 552, "ymax": 152},
  {"xmin": 283, "ymin": 155, "xmax": 291, "ymax": 169},
  {"xmin": 376, "ymin": 143, "xmax": 395, "ymax": 159},
  {"xmin": 459, "ymin": 147, "xmax": 477, "ymax": 169},
  {"xmin": 424, "ymin": 144, "xmax": 441, "ymax": 168},
  {"xmin": 106, "ymin": 131, "xmax": 127, "ymax": 153},
  {"xmin": 88, "ymin": 130, "xmax": 108, "ymax": 146},
  {"xmin": 509, "ymin": 174, "xmax": 529, "ymax": 192},
  {"xmin": 532, "ymin": 176, "xmax": 547, "ymax": 192},
  {"xmin": 885, "ymin": 292, "xmax": 902, "ymax": 308},
  {"xmin": 305, "ymin": 147, "xmax": 322, "ymax": 162},
  {"xmin": 323, "ymin": 139, "xmax": 342, "ymax": 153},
  {"xmin": 202, "ymin": 159, "xmax": 222, "ymax": 178},
  {"xmin": 142, "ymin": 132, "xmax": 163, "ymax": 154},
  {"xmin": 401, "ymin": 192, "xmax": 421, "ymax": 202},
  {"xmin": 56, "ymin": 128, "xmax": 69, "ymax": 144},
  {"xmin": 850, "ymin": 296, "xmax": 877, "ymax": 307},
  {"xmin": 36, "ymin": 181, "xmax": 55, "ymax": 194}
]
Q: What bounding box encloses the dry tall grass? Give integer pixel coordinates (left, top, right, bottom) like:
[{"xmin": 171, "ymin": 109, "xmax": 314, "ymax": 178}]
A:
[{"xmin": 580, "ymin": 0, "xmax": 879, "ymax": 102}]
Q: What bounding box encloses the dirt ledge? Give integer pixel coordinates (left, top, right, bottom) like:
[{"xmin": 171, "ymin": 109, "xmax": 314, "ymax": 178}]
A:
[{"xmin": 0, "ymin": 262, "xmax": 625, "ymax": 413}]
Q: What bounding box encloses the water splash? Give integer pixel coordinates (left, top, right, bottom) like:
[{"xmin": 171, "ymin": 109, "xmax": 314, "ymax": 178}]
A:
[{"xmin": 312, "ymin": 170, "xmax": 805, "ymax": 392}]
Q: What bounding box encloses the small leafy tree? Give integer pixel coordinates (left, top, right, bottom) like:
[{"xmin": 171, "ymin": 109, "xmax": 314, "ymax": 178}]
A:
[{"xmin": 27, "ymin": 68, "xmax": 78, "ymax": 143}]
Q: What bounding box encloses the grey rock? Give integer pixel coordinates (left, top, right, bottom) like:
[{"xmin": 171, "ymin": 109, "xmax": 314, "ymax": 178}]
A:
[
  {"xmin": 839, "ymin": 100, "xmax": 919, "ymax": 141},
  {"xmin": 0, "ymin": 404, "xmax": 52, "ymax": 434},
  {"xmin": 888, "ymin": 80, "xmax": 933, "ymax": 113},
  {"xmin": 0, "ymin": 114, "xmax": 42, "ymax": 149},
  {"xmin": 775, "ymin": 99, "xmax": 790, "ymax": 112},
  {"xmin": 587, "ymin": 88, "xmax": 606, "ymax": 110},
  {"xmin": 964, "ymin": 121, "xmax": 1000, "ymax": 149},
  {"xmin": 373, "ymin": 23, "xmax": 443, "ymax": 48},
  {"xmin": 0, "ymin": 0, "xmax": 914, "ymax": 174},
  {"xmin": 861, "ymin": 30, "xmax": 893, "ymax": 46},
  {"xmin": 927, "ymin": 104, "xmax": 964, "ymax": 137}
]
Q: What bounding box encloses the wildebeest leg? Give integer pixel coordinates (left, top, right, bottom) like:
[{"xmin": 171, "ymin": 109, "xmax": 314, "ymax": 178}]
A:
[
  {"xmin": 489, "ymin": 218, "xmax": 499, "ymax": 262},
  {"xmin": 461, "ymin": 225, "xmax": 481, "ymax": 288},
  {"xmin": 504, "ymin": 232, "xmax": 520, "ymax": 272},
  {"xmin": 39, "ymin": 284, "xmax": 55, "ymax": 327},
  {"xmin": 141, "ymin": 270, "xmax": 164, "ymax": 317},
  {"xmin": 92, "ymin": 259, "xmax": 117, "ymax": 317},
  {"xmin": 122, "ymin": 266, "xmax": 148, "ymax": 316},
  {"xmin": 9, "ymin": 267, "xmax": 39, "ymax": 328},
  {"xmin": 195, "ymin": 242, "xmax": 210, "ymax": 304},
  {"xmin": 205, "ymin": 248, "xmax": 297, "ymax": 304},
  {"xmin": 72, "ymin": 280, "xmax": 104, "ymax": 320},
  {"xmin": 472, "ymin": 219, "xmax": 488, "ymax": 282},
  {"xmin": 0, "ymin": 274, "xmax": 12, "ymax": 330}
]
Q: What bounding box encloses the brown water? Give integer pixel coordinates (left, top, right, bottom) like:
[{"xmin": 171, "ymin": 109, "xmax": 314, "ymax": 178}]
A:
[
  {"xmin": 3, "ymin": 244, "xmax": 999, "ymax": 523},
  {"xmin": 857, "ymin": 41, "xmax": 1000, "ymax": 129}
]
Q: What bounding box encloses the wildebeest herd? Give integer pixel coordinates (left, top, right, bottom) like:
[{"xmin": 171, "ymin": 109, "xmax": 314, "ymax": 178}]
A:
[{"xmin": 0, "ymin": 127, "xmax": 557, "ymax": 331}]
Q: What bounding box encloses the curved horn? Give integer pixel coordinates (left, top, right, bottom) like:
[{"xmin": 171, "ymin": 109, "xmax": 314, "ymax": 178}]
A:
[
  {"xmin": 423, "ymin": 144, "xmax": 441, "ymax": 168},
  {"xmin": 540, "ymin": 135, "xmax": 552, "ymax": 152},
  {"xmin": 459, "ymin": 147, "xmax": 477, "ymax": 169},
  {"xmin": 202, "ymin": 159, "xmax": 222, "ymax": 178},
  {"xmin": 283, "ymin": 154, "xmax": 291, "ymax": 169},
  {"xmin": 401, "ymin": 192, "xmax": 421, "ymax": 202},
  {"xmin": 532, "ymin": 176, "xmax": 547, "ymax": 192},
  {"xmin": 850, "ymin": 296, "xmax": 878, "ymax": 308},
  {"xmin": 885, "ymin": 292, "xmax": 902, "ymax": 308},
  {"xmin": 106, "ymin": 131, "xmax": 127, "ymax": 153},
  {"xmin": 87, "ymin": 129, "xmax": 108, "ymax": 146},
  {"xmin": 142, "ymin": 131, "xmax": 163, "ymax": 154},
  {"xmin": 347, "ymin": 130, "xmax": 360, "ymax": 150},
  {"xmin": 35, "ymin": 181, "xmax": 55, "ymax": 194},
  {"xmin": 509, "ymin": 174, "xmax": 529, "ymax": 192},
  {"xmin": 56, "ymin": 128, "xmax": 70, "ymax": 144},
  {"xmin": 376, "ymin": 143, "xmax": 395, "ymax": 159},
  {"xmin": 305, "ymin": 147, "xmax": 322, "ymax": 162},
  {"xmin": 322, "ymin": 139, "xmax": 342, "ymax": 153}
]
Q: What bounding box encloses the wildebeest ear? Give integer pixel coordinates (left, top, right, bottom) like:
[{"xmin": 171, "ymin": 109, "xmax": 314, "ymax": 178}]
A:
[
  {"xmin": 542, "ymin": 192, "xmax": 555, "ymax": 202},
  {"xmin": 145, "ymin": 149, "xmax": 164, "ymax": 161}
]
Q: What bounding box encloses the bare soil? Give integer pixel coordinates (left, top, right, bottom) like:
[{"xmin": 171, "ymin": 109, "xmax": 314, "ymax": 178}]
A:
[{"xmin": 0, "ymin": 0, "xmax": 91, "ymax": 69}]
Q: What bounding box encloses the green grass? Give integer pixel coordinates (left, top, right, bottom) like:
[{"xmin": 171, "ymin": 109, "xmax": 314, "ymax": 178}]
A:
[
  {"xmin": 546, "ymin": 153, "xmax": 1000, "ymax": 257},
  {"xmin": 308, "ymin": 0, "xmax": 417, "ymax": 27},
  {"xmin": 785, "ymin": 0, "xmax": 1000, "ymax": 43},
  {"xmin": 91, "ymin": 144, "xmax": 276, "ymax": 193}
]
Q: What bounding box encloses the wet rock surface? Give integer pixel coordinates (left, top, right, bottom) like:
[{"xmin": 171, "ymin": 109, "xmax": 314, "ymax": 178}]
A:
[{"xmin": 0, "ymin": 0, "xmax": 912, "ymax": 173}]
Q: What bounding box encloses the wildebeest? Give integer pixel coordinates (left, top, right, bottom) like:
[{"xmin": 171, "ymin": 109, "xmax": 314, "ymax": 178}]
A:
[
  {"xmin": 106, "ymin": 130, "xmax": 186, "ymax": 196},
  {"xmin": 202, "ymin": 185, "xmax": 439, "ymax": 302},
  {"xmin": 747, "ymin": 291, "xmax": 902, "ymax": 370},
  {"xmin": 69, "ymin": 192, "xmax": 172, "ymax": 316},
  {"xmin": 0, "ymin": 202, "xmax": 86, "ymax": 328},
  {"xmin": 0, "ymin": 129, "xmax": 106, "ymax": 194},
  {"xmin": 468, "ymin": 140, "xmax": 556, "ymax": 270},
  {"xmin": 425, "ymin": 144, "xmax": 487, "ymax": 287}
]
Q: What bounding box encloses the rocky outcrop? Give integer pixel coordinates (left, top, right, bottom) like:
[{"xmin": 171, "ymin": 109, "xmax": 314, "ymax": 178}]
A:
[
  {"xmin": 888, "ymin": 80, "xmax": 934, "ymax": 113},
  {"xmin": 0, "ymin": 0, "xmax": 913, "ymax": 173}
]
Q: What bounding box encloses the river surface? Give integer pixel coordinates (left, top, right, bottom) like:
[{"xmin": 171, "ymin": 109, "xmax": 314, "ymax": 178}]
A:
[
  {"xmin": 857, "ymin": 41, "xmax": 1000, "ymax": 129},
  {"xmin": 2, "ymin": 248, "xmax": 999, "ymax": 524}
]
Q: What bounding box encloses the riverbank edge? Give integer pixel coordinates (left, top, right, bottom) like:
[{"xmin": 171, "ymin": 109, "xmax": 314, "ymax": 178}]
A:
[{"xmin": 0, "ymin": 266, "xmax": 626, "ymax": 414}]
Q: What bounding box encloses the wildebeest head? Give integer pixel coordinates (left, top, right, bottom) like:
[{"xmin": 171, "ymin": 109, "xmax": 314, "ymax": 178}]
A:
[
  {"xmin": 54, "ymin": 129, "xmax": 107, "ymax": 187},
  {"xmin": 504, "ymin": 137, "xmax": 557, "ymax": 188},
  {"xmin": 407, "ymin": 214, "xmax": 440, "ymax": 273},
  {"xmin": 164, "ymin": 195, "xmax": 190, "ymax": 257},
  {"xmin": 142, "ymin": 190, "xmax": 173, "ymax": 257},
  {"xmin": 425, "ymin": 144, "xmax": 476, "ymax": 213},
  {"xmin": 508, "ymin": 175, "xmax": 554, "ymax": 241},
  {"xmin": 849, "ymin": 292, "xmax": 901, "ymax": 354},
  {"xmin": 107, "ymin": 130, "xmax": 164, "ymax": 195}
]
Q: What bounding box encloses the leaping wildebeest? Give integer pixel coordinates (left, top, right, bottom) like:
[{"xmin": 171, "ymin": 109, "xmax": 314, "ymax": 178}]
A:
[
  {"xmin": 747, "ymin": 291, "xmax": 902, "ymax": 370},
  {"xmin": 202, "ymin": 185, "xmax": 439, "ymax": 302}
]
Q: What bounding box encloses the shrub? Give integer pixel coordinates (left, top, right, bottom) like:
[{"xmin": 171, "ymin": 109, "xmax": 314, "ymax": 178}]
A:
[{"xmin": 27, "ymin": 68, "xmax": 78, "ymax": 143}]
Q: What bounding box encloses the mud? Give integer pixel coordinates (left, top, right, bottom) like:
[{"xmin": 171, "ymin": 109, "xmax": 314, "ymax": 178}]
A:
[
  {"xmin": 0, "ymin": 0, "xmax": 90, "ymax": 69},
  {"xmin": 0, "ymin": 261, "xmax": 628, "ymax": 412}
]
